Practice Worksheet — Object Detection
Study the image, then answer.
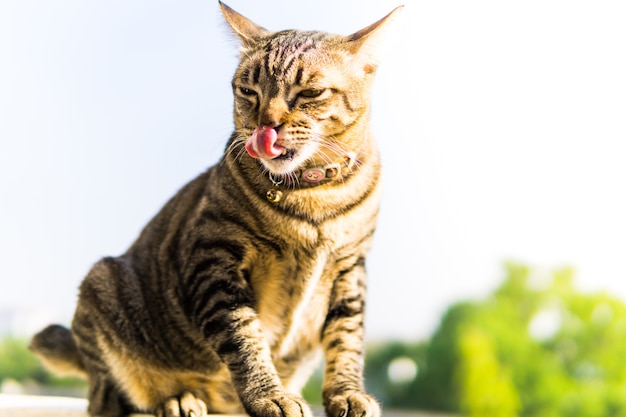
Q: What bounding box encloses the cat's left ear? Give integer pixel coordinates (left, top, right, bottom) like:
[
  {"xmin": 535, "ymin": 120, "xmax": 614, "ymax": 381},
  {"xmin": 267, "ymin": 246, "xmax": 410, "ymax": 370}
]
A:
[
  {"xmin": 343, "ymin": 6, "xmax": 404, "ymax": 74},
  {"xmin": 219, "ymin": 1, "xmax": 270, "ymax": 45}
]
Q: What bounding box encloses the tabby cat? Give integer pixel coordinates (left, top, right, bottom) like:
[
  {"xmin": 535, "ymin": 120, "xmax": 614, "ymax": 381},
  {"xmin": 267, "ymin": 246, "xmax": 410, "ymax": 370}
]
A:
[{"xmin": 30, "ymin": 2, "xmax": 401, "ymax": 417}]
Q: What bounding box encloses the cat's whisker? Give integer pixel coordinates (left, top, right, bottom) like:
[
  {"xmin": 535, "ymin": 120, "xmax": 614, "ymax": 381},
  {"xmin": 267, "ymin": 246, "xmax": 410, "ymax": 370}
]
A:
[
  {"xmin": 226, "ymin": 143, "xmax": 246, "ymax": 164},
  {"xmin": 310, "ymin": 135, "xmax": 356, "ymax": 163},
  {"xmin": 285, "ymin": 171, "xmax": 301, "ymax": 189}
]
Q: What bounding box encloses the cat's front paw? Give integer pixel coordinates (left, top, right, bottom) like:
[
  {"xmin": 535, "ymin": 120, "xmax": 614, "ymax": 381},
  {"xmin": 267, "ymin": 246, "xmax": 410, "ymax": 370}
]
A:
[
  {"xmin": 155, "ymin": 391, "xmax": 208, "ymax": 417},
  {"xmin": 324, "ymin": 391, "xmax": 381, "ymax": 417},
  {"xmin": 246, "ymin": 393, "xmax": 312, "ymax": 417}
]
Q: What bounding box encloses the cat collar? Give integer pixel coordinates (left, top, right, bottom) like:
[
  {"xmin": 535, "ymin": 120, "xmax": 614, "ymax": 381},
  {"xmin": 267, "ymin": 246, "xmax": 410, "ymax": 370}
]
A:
[{"xmin": 266, "ymin": 153, "xmax": 357, "ymax": 203}]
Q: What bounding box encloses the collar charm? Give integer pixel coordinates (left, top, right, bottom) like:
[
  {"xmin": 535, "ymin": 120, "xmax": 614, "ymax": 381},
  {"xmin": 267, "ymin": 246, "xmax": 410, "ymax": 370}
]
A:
[
  {"xmin": 265, "ymin": 154, "xmax": 356, "ymax": 203},
  {"xmin": 266, "ymin": 189, "xmax": 283, "ymax": 203},
  {"xmin": 266, "ymin": 174, "xmax": 284, "ymax": 203},
  {"xmin": 302, "ymin": 168, "xmax": 326, "ymax": 183}
]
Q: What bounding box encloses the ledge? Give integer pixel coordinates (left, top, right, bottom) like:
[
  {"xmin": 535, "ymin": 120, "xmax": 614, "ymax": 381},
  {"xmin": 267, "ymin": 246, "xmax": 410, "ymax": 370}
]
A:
[
  {"xmin": 0, "ymin": 394, "xmax": 450, "ymax": 417},
  {"xmin": 0, "ymin": 394, "xmax": 149, "ymax": 417}
]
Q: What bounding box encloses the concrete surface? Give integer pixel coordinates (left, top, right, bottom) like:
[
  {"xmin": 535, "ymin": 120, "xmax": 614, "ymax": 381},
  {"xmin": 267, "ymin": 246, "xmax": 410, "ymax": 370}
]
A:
[{"xmin": 0, "ymin": 394, "xmax": 455, "ymax": 417}]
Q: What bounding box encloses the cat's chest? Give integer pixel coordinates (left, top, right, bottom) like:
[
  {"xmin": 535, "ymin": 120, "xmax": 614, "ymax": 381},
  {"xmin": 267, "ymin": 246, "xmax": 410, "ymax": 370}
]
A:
[
  {"xmin": 244, "ymin": 198, "xmax": 378, "ymax": 355},
  {"xmin": 249, "ymin": 249, "xmax": 334, "ymax": 355}
]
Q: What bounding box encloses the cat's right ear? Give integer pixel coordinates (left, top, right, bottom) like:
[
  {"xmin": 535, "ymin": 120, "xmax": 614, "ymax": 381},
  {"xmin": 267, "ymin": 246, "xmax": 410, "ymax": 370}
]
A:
[
  {"xmin": 344, "ymin": 6, "xmax": 404, "ymax": 74},
  {"xmin": 219, "ymin": 1, "xmax": 270, "ymax": 45}
]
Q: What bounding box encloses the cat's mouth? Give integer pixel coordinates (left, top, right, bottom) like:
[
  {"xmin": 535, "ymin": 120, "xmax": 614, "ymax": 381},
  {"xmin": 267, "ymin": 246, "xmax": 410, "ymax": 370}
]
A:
[
  {"xmin": 276, "ymin": 148, "xmax": 296, "ymax": 161},
  {"xmin": 245, "ymin": 126, "xmax": 284, "ymax": 160},
  {"xmin": 245, "ymin": 126, "xmax": 314, "ymax": 175},
  {"xmin": 245, "ymin": 127, "xmax": 300, "ymax": 163}
]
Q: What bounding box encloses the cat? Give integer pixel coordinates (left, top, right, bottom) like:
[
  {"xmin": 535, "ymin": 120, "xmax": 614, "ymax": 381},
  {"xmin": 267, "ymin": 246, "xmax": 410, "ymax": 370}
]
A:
[{"xmin": 30, "ymin": 2, "xmax": 402, "ymax": 417}]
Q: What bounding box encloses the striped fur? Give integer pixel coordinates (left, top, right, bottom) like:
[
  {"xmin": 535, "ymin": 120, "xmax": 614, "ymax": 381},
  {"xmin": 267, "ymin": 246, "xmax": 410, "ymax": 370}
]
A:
[{"xmin": 30, "ymin": 3, "xmax": 401, "ymax": 417}]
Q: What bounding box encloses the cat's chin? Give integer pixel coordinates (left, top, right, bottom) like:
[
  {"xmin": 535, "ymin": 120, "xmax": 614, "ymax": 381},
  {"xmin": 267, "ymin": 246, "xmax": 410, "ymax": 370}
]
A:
[
  {"xmin": 260, "ymin": 157, "xmax": 303, "ymax": 176},
  {"xmin": 258, "ymin": 148, "xmax": 315, "ymax": 177}
]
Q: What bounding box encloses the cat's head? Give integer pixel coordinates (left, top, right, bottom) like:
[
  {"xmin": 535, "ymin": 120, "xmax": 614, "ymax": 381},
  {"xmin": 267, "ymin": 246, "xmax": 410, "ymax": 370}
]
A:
[{"xmin": 220, "ymin": 2, "xmax": 401, "ymax": 178}]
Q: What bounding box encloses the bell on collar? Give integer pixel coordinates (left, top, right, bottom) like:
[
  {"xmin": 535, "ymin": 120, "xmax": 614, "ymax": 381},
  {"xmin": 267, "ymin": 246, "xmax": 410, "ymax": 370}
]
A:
[{"xmin": 266, "ymin": 188, "xmax": 283, "ymax": 203}]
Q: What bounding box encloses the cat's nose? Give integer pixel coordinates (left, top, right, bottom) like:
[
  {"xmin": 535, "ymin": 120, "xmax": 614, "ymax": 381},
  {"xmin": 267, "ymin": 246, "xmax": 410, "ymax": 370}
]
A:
[
  {"xmin": 259, "ymin": 99, "xmax": 287, "ymax": 128},
  {"xmin": 260, "ymin": 121, "xmax": 283, "ymax": 131}
]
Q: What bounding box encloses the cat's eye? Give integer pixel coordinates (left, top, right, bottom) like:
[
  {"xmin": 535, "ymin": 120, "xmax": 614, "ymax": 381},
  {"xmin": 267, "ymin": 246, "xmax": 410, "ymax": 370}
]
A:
[
  {"xmin": 239, "ymin": 87, "xmax": 257, "ymax": 97},
  {"xmin": 298, "ymin": 89, "xmax": 325, "ymax": 99}
]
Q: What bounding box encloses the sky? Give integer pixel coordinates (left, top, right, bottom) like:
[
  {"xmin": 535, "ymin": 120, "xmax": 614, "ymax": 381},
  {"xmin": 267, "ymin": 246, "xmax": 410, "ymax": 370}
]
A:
[{"xmin": 1, "ymin": 0, "xmax": 625, "ymax": 341}]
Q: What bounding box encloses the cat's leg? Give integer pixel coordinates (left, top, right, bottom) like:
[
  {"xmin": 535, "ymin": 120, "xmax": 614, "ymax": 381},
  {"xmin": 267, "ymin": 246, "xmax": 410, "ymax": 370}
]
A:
[
  {"xmin": 184, "ymin": 256, "xmax": 312, "ymax": 417},
  {"xmin": 72, "ymin": 302, "xmax": 136, "ymax": 417},
  {"xmin": 73, "ymin": 257, "xmax": 167, "ymax": 417},
  {"xmin": 85, "ymin": 372, "xmax": 136, "ymax": 417},
  {"xmin": 321, "ymin": 258, "xmax": 380, "ymax": 417},
  {"xmin": 200, "ymin": 294, "xmax": 312, "ymax": 417}
]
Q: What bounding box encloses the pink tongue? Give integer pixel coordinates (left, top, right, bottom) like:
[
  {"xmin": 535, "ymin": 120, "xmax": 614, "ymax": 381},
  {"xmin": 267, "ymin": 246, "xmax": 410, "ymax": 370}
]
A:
[{"xmin": 245, "ymin": 126, "xmax": 284, "ymax": 159}]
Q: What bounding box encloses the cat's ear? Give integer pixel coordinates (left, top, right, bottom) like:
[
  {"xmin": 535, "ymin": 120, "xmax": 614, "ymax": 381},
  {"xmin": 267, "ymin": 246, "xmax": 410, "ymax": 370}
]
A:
[
  {"xmin": 343, "ymin": 6, "xmax": 404, "ymax": 74},
  {"xmin": 219, "ymin": 1, "xmax": 270, "ymax": 45}
]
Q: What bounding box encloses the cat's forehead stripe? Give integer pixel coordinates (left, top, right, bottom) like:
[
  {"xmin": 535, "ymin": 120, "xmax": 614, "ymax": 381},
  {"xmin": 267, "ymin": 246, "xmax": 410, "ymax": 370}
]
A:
[
  {"xmin": 256, "ymin": 32, "xmax": 324, "ymax": 82},
  {"xmin": 294, "ymin": 67, "xmax": 304, "ymax": 86},
  {"xmin": 252, "ymin": 64, "xmax": 261, "ymax": 85}
]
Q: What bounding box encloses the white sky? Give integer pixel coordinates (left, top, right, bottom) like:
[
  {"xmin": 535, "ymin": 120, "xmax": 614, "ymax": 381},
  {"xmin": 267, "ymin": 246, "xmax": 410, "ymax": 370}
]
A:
[{"xmin": 1, "ymin": 0, "xmax": 625, "ymax": 341}]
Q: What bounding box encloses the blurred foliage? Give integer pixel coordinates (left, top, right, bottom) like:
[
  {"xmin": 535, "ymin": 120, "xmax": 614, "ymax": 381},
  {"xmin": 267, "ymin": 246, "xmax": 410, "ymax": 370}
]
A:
[
  {"xmin": 363, "ymin": 263, "xmax": 626, "ymax": 417},
  {"xmin": 0, "ymin": 336, "xmax": 86, "ymax": 392},
  {"xmin": 0, "ymin": 337, "xmax": 47, "ymax": 383},
  {"xmin": 302, "ymin": 364, "xmax": 323, "ymax": 405},
  {"xmin": 365, "ymin": 340, "xmax": 428, "ymax": 409}
]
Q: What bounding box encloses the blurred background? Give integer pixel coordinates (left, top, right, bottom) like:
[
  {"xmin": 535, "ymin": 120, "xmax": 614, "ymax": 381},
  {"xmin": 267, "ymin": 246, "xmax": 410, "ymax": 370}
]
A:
[{"xmin": 1, "ymin": 1, "xmax": 625, "ymax": 416}]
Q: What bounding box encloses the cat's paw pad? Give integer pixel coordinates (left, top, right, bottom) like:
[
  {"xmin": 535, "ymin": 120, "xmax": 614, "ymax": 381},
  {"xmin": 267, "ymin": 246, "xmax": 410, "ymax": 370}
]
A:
[
  {"xmin": 155, "ymin": 391, "xmax": 208, "ymax": 417},
  {"xmin": 247, "ymin": 393, "xmax": 312, "ymax": 417},
  {"xmin": 324, "ymin": 391, "xmax": 381, "ymax": 417}
]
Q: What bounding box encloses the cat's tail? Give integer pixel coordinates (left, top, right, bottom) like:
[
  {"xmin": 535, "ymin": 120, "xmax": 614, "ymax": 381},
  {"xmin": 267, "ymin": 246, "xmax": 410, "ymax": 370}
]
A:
[{"xmin": 29, "ymin": 324, "xmax": 87, "ymax": 379}]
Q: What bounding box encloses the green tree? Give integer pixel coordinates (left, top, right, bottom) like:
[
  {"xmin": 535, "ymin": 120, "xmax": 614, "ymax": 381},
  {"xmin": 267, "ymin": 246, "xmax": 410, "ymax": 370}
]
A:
[
  {"xmin": 0, "ymin": 337, "xmax": 86, "ymax": 393},
  {"xmin": 364, "ymin": 341, "xmax": 427, "ymax": 409},
  {"xmin": 456, "ymin": 326, "xmax": 520, "ymax": 417},
  {"xmin": 0, "ymin": 337, "xmax": 47, "ymax": 383},
  {"xmin": 412, "ymin": 263, "xmax": 626, "ymax": 416}
]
